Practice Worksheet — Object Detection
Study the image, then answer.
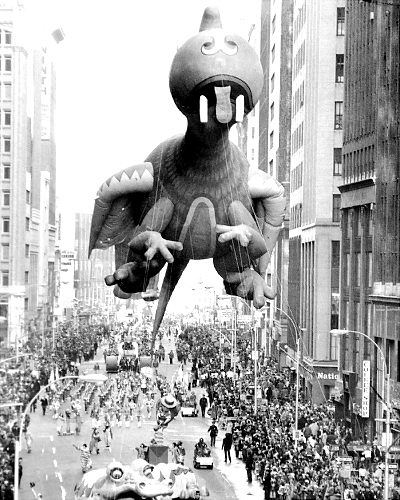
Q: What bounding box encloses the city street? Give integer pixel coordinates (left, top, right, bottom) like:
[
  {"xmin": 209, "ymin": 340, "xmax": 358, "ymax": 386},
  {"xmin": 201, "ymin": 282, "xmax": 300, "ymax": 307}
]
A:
[{"xmin": 17, "ymin": 340, "xmax": 261, "ymax": 499}]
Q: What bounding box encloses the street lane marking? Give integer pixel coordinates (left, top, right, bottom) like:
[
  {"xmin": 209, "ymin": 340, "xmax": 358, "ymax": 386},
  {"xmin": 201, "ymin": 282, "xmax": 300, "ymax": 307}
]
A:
[
  {"xmin": 50, "ymin": 435, "xmax": 54, "ymax": 442},
  {"xmin": 61, "ymin": 485, "xmax": 66, "ymax": 499},
  {"xmin": 52, "ymin": 447, "xmax": 56, "ymax": 454},
  {"xmin": 42, "ymin": 448, "xmax": 44, "ymax": 454},
  {"xmin": 53, "ymin": 459, "xmax": 58, "ymax": 468}
]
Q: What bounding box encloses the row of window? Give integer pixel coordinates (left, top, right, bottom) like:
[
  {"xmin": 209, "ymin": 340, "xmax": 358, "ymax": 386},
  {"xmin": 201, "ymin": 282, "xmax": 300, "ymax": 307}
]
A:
[
  {"xmin": 289, "ymin": 150, "xmax": 340, "ymax": 192},
  {"xmin": 289, "ymin": 203, "xmax": 303, "ymax": 229},
  {"xmin": 0, "ymin": 189, "xmax": 30, "ymax": 206},
  {"xmin": 0, "ymin": 110, "xmax": 11, "ymax": 127},
  {"xmin": 344, "ymin": 252, "xmax": 373, "ymax": 288},
  {"xmin": 2, "ymin": 217, "xmax": 30, "ymax": 233},
  {"xmin": 290, "ymin": 161, "xmax": 303, "ymax": 192},
  {"xmin": 1, "ymin": 243, "xmax": 29, "ymax": 260},
  {"xmin": 289, "ymin": 195, "xmax": 341, "ymax": 229},
  {"xmin": 342, "ymin": 145, "xmax": 375, "ymax": 180},
  {"xmin": 342, "ymin": 208, "xmax": 373, "ymax": 240},
  {"xmin": 290, "ymin": 203, "xmax": 302, "ymax": 229},
  {"xmin": 293, "ymin": 41, "xmax": 305, "ymax": 79},
  {"xmin": 293, "ymin": 3, "xmax": 306, "ymax": 42},
  {"xmin": 291, "ymin": 122, "xmax": 304, "ymax": 154},
  {"xmin": 0, "ymin": 271, "xmax": 28, "ymax": 286}
]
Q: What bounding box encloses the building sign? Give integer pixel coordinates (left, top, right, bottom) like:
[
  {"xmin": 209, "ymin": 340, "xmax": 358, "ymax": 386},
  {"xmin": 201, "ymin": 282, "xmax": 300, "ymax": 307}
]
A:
[
  {"xmin": 361, "ymin": 360, "xmax": 370, "ymax": 418},
  {"xmin": 40, "ymin": 48, "xmax": 52, "ymax": 140},
  {"xmin": 316, "ymin": 372, "xmax": 338, "ymax": 380}
]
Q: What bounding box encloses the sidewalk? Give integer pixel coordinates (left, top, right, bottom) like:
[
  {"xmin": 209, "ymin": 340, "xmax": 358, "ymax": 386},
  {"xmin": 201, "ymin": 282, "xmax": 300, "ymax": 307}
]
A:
[
  {"xmin": 205, "ymin": 414, "xmax": 265, "ymax": 498},
  {"xmin": 188, "ymin": 373, "xmax": 265, "ymax": 498}
]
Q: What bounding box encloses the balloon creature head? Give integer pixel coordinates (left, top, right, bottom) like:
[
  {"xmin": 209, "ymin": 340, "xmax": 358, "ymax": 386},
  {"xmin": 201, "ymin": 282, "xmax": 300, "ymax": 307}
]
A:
[
  {"xmin": 170, "ymin": 6, "xmax": 263, "ymax": 126},
  {"xmin": 74, "ymin": 459, "xmax": 210, "ymax": 499}
]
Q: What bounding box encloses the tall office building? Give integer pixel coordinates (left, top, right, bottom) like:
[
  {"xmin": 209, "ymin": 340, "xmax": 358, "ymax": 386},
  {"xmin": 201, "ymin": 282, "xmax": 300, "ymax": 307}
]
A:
[
  {"xmin": 0, "ymin": 0, "xmax": 59, "ymax": 348},
  {"xmin": 74, "ymin": 213, "xmax": 115, "ymax": 318},
  {"xmin": 338, "ymin": 1, "xmax": 400, "ymax": 437},
  {"xmin": 258, "ymin": 0, "xmax": 292, "ymax": 356},
  {"xmin": 285, "ymin": 0, "xmax": 345, "ymax": 402}
]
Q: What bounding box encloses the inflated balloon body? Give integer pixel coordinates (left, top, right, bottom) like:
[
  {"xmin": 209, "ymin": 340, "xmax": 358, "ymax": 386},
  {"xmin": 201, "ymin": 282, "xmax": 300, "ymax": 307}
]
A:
[
  {"xmin": 89, "ymin": 7, "xmax": 286, "ymax": 348},
  {"xmin": 74, "ymin": 460, "xmax": 207, "ymax": 499}
]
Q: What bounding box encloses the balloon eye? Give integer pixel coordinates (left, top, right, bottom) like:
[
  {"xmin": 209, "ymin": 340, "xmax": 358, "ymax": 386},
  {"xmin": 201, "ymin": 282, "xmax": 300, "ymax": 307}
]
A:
[{"xmin": 110, "ymin": 467, "xmax": 124, "ymax": 480}]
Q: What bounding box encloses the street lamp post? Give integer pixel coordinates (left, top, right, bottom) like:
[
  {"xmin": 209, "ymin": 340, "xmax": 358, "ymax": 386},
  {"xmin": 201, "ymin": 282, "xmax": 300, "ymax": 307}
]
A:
[
  {"xmin": 331, "ymin": 329, "xmax": 391, "ymax": 500},
  {"xmin": 14, "ymin": 373, "xmax": 106, "ymax": 500},
  {"xmin": 263, "ymin": 305, "xmax": 303, "ymax": 448}
]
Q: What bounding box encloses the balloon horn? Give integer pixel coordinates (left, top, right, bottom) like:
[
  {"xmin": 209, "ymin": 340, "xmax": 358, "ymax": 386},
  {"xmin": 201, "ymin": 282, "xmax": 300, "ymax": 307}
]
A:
[{"xmin": 199, "ymin": 6, "xmax": 222, "ymax": 32}]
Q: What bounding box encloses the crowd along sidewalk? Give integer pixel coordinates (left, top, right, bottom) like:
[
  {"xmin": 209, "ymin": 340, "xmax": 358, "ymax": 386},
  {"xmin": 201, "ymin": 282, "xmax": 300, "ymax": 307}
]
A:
[
  {"xmin": 188, "ymin": 370, "xmax": 265, "ymax": 499},
  {"xmin": 206, "ymin": 413, "xmax": 265, "ymax": 498}
]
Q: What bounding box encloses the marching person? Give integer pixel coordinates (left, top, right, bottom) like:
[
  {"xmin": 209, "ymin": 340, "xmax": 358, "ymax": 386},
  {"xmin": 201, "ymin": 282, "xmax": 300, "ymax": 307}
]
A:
[
  {"xmin": 89, "ymin": 427, "xmax": 101, "ymax": 455},
  {"xmin": 73, "ymin": 443, "xmax": 93, "ymax": 473}
]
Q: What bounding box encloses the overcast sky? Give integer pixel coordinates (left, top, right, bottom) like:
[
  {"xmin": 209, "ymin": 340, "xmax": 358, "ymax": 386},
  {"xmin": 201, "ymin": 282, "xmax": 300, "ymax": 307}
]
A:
[{"xmin": 23, "ymin": 0, "xmax": 261, "ymax": 308}]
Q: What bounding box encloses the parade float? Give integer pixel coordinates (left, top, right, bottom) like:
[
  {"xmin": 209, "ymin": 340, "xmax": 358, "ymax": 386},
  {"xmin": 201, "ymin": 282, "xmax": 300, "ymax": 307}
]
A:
[{"xmin": 74, "ymin": 460, "xmax": 208, "ymax": 499}]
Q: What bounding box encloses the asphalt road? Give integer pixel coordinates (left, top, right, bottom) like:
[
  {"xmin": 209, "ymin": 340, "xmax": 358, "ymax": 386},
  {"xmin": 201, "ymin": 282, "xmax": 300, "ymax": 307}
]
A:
[{"xmin": 18, "ymin": 340, "xmax": 241, "ymax": 500}]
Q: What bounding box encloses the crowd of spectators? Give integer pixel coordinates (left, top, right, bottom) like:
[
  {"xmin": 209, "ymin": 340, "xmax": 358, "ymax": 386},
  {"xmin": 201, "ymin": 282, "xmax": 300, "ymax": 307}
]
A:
[
  {"xmin": 0, "ymin": 320, "xmax": 110, "ymax": 499},
  {"xmin": 178, "ymin": 326, "xmax": 399, "ymax": 500}
]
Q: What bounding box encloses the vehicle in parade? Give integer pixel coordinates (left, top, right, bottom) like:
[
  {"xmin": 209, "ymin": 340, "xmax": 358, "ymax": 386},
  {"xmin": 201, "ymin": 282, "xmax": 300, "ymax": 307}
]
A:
[
  {"xmin": 181, "ymin": 397, "xmax": 199, "ymax": 417},
  {"xmin": 193, "ymin": 439, "xmax": 213, "ymax": 470}
]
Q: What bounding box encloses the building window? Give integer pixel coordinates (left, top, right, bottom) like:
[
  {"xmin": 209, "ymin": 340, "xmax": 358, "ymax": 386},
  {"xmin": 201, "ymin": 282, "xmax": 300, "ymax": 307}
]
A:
[
  {"xmin": 3, "ymin": 137, "xmax": 10, "ymax": 153},
  {"xmin": 334, "ymin": 101, "xmax": 343, "ymax": 130},
  {"xmin": 271, "ymin": 44, "xmax": 275, "ymax": 62},
  {"xmin": 3, "ymin": 110, "xmax": 10, "ymax": 126},
  {"xmin": 333, "ymin": 148, "xmax": 342, "ymax": 175},
  {"xmin": 3, "ymin": 83, "xmax": 11, "ymax": 100},
  {"xmin": 346, "ymin": 253, "xmax": 351, "ymax": 286},
  {"xmin": 26, "ymin": 190, "xmax": 30, "ymax": 204},
  {"xmin": 3, "ymin": 163, "xmax": 10, "ymax": 179},
  {"xmin": 2, "ymin": 217, "xmax": 9, "ymax": 233},
  {"xmin": 269, "ymin": 159, "xmax": 274, "ymax": 175},
  {"xmin": 337, "ymin": 7, "xmax": 345, "ymax": 36},
  {"xmin": 4, "ymin": 31, "xmax": 11, "ymax": 45},
  {"xmin": 4, "ymin": 55, "xmax": 11, "ymax": 72},
  {"xmin": 25, "ymin": 217, "xmax": 30, "ymax": 231},
  {"xmin": 272, "ymin": 14, "xmax": 276, "ymax": 33},
  {"xmin": 2, "ymin": 271, "xmax": 9, "ymax": 286},
  {"xmin": 367, "ymin": 252, "xmax": 373, "ymax": 287},
  {"xmin": 270, "ymin": 73, "xmax": 275, "ymax": 93},
  {"xmin": 2, "ymin": 244, "xmax": 9, "ymax": 260},
  {"xmin": 270, "ymin": 102, "xmax": 275, "ymax": 121},
  {"xmin": 3, "ymin": 191, "xmax": 9, "ymax": 206},
  {"xmin": 332, "ymin": 194, "xmax": 341, "ymax": 222},
  {"xmin": 25, "ymin": 271, "xmax": 29, "ymax": 284},
  {"xmin": 355, "ymin": 253, "xmax": 361, "ymax": 286},
  {"xmin": 25, "ymin": 244, "xmax": 29, "ymax": 258},
  {"xmin": 269, "ymin": 131, "xmax": 274, "ymax": 149},
  {"xmin": 335, "ymin": 54, "xmax": 344, "ymax": 83}
]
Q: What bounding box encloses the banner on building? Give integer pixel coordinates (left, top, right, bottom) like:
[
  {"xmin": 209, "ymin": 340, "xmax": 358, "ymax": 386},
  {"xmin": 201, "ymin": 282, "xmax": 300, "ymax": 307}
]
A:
[{"xmin": 361, "ymin": 360, "xmax": 370, "ymax": 418}]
